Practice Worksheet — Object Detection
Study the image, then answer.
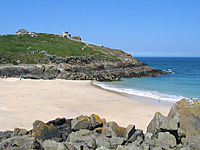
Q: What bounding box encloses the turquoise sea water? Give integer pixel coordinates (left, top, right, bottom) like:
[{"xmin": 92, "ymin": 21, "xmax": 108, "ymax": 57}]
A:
[{"xmin": 94, "ymin": 57, "xmax": 200, "ymax": 103}]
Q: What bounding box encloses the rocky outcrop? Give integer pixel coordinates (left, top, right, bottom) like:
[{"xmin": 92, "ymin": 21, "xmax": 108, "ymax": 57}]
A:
[
  {"xmin": 0, "ymin": 57, "xmax": 170, "ymax": 81},
  {"xmin": 1, "ymin": 31, "xmax": 172, "ymax": 81},
  {"xmin": 167, "ymin": 98, "xmax": 200, "ymax": 149},
  {"xmin": 146, "ymin": 98, "xmax": 200, "ymax": 149},
  {"xmin": 147, "ymin": 112, "xmax": 178, "ymax": 134},
  {"xmin": 0, "ymin": 48, "xmax": 171, "ymax": 81},
  {"xmin": 0, "ymin": 64, "xmax": 60, "ymax": 80},
  {"xmin": 167, "ymin": 98, "xmax": 200, "ymax": 137},
  {"xmin": 31, "ymin": 120, "xmax": 62, "ymax": 141},
  {"xmin": 1, "ymin": 99, "xmax": 199, "ymax": 149},
  {"xmin": 46, "ymin": 117, "xmax": 72, "ymax": 140}
]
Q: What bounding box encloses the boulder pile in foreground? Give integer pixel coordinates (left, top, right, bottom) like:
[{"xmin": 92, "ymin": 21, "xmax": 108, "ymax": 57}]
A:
[{"xmin": 0, "ymin": 98, "xmax": 200, "ymax": 150}]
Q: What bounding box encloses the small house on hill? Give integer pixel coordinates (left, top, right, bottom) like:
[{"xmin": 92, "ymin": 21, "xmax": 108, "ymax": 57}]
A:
[
  {"xmin": 61, "ymin": 30, "xmax": 81, "ymax": 41},
  {"xmin": 16, "ymin": 29, "xmax": 30, "ymax": 35},
  {"xmin": 62, "ymin": 31, "xmax": 71, "ymax": 38}
]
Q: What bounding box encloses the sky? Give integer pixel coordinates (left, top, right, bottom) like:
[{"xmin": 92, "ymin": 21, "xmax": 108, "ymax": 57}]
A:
[{"xmin": 0, "ymin": 0, "xmax": 200, "ymax": 57}]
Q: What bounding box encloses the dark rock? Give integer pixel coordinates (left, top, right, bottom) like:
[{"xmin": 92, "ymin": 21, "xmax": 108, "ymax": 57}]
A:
[
  {"xmin": 47, "ymin": 117, "xmax": 67, "ymax": 126},
  {"xmin": 13, "ymin": 61, "xmax": 18, "ymax": 65},
  {"xmin": 0, "ymin": 50, "xmax": 170, "ymax": 81},
  {"xmin": 46, "ymin": 117, "xmax": 72, "ymax": 140},
  {"xmin": 31, "ymin": 120, "xmax": 61, "ymax": 141}
]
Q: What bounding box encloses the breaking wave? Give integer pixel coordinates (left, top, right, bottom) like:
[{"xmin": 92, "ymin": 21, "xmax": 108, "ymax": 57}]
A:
[{"xmin": 93, "ymin": 82, "xmax": 186, "ymax": 103}]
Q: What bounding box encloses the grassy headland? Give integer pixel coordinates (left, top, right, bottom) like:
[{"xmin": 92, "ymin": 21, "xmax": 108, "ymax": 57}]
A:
[{"xmin": 0, "ymin": 33, "xmax": 123, "ymax": 64}]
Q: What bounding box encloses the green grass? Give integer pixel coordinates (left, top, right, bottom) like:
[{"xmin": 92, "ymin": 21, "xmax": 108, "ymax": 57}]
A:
[{"xmin": 0, "ymin": 33, "xmax": 118, "ymax": 64}]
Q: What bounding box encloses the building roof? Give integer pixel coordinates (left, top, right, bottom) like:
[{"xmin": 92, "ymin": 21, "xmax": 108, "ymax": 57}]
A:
[{"xmin": 16, "ymin": 29, "xmax": 28, "ymax": 35}]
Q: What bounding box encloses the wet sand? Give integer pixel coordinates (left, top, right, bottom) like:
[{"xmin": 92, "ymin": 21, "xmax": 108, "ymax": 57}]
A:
[{"xmin": 0, "ymin": 78, "xmax": 171, "ymax": 132}]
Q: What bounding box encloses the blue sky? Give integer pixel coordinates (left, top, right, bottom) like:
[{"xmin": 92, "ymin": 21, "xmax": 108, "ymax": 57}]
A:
[{"xmin": 0, "ymin": 0, "xmax": 200, "ymax": 57}]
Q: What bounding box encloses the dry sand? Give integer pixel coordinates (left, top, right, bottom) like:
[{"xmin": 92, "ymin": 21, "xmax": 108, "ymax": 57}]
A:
[{"xmin": 0, "ymin": 78, "xmax": 171, "ymax": 132}]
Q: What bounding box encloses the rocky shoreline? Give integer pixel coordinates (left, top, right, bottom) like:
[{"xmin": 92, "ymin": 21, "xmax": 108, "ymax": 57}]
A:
[
  {"xmin": 1, "ymin": 32, "xmax": 171, "ymax": 81},
  {"xmin": 0, "ymin": 98, "xmax": 200, "ymax": 149},
  {"xmin": 0, "ymin": 55, "xmax": 170, "ymax": 81}
]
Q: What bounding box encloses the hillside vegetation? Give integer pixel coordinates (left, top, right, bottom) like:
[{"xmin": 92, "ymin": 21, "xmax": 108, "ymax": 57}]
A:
[
  {"xmin": 0, "ymin": 33, "xmax": 127, "ymax": 64},
  {"xmin": 0, "ymin": 33, "xmax": 170, "ymax": 81}
]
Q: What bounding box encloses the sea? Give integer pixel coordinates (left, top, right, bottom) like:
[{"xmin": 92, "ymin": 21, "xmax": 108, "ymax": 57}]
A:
[{"xmin": 94, "ymin": 57, "xmax": 200, "ymax": 104}]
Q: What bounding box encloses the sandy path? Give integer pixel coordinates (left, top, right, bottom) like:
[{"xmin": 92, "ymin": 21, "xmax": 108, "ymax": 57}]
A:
[{"xmin": 0, "ymin": 78, "xmax": 171, "ymax": 132}]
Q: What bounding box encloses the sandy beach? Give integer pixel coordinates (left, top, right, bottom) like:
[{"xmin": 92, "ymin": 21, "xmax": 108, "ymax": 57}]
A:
[{"xmin": 0, "ymin": 78, "xmax": 171, "ymax": 132}]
